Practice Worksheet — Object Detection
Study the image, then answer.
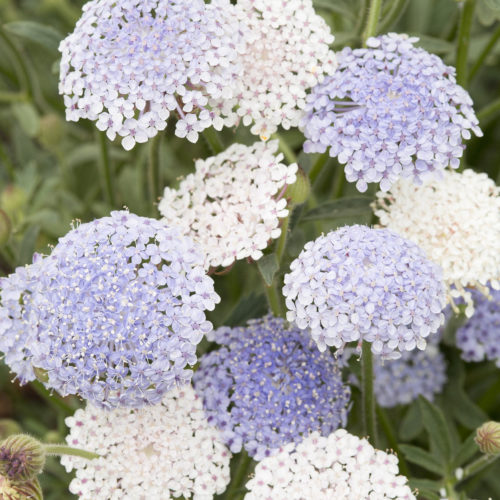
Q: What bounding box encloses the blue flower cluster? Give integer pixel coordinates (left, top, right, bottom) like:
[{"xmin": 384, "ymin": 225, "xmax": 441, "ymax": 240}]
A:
[
  {"xmin": 283, "ymin": 225, "xmax": 446, "ymax": 358},
  {"xmin": 1, "ymin": 211, "xmax": 219, "ymax": 408},
  {"xmin": 456, "ymin": 288, "xmax": 500, "ymax": 367},
  {"xmin": 301, "ymin": 33, "xmax": 482, "ymax": 192},
  {"xmin": 193, "ymin": 315, "xmax": 351, "ymax": 460}
]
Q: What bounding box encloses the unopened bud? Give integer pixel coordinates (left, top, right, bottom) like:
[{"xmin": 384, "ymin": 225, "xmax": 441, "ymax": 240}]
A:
[
  {"xmin": 0, "ymin": 474, "xmax": 43, "ymax": 500},
  {"xmin": 0, "ymin": 209, "xmax": 11, "ymax": 246},
  {"xmin": 37, "ymin": 114, "xmax": 65, "ymax": 152},
  {"xmin": 0, "ymin": 435, "xmax": 46, "ymax": 481},
  {"xmin": 285, "ymin": 167, "xmax": 310, "ymax": 205},
  {"xmin": 475, "ymin": 421, "xmax": 500, "ymax": 455},
  {"xmin": 0, "ymin": 420, "xmax": 22, "ymax": 441}
]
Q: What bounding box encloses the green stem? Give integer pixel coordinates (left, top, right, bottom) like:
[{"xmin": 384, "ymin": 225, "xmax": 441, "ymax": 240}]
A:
[
  {"xmin": 477, "ymin": 97, "xmax": 500, "ymax": 127},
  {"xmin": 469, "ymin": 24, "xmax": 500, "ymax": 82},
  {"xmin": 97, "ymin": 131, "xmax": 115, "ymax": 207},
  {"xmin": 308, "ymin": 152, "xmax": 329, "ymax": 184},
  {"xmin": 271, "ymin": 133, "xmax": 298, "ymax": 165},
  {"xmin": 44, "ymin": 444, "xmax": 100, "ymax": 461},
  {"xmin": 223, "ymin": 452, "xmax": 253, "ymax": 500},
  {"xmin": 444, "ymin": 478, "xmax": 460, "ymax": 500},
  {"xmin": 361, "ymin": 341, "xmax": 378, "ymax": 446},
  {"xmin": 148, "ymin": 135, "xmax": 161, "ymax": 208},
  {"xmin": 362, "ymin": 0, "xmax": 383, "ymax": 46},
  {"xmin": 462, "ymin": 453, "xmax": 500, "ymax": 479},
  {"xmin": 201, "ymin": 128, "xmax": 224, "ymax": 155},
  {"xmin": 29, "ymin": 381, "xmax": 75, "ymax": 416},
  {"xmin": 455, "ymin": 0, "xmax": 476, "ymax": 87},
  {"xmin": 331, "ymin": 167, "xmax": 345, "ymax": 200},
  {"xmin": 265, "ymin": 284, "xmax": 283, "ymax": 317},
  {"xmin": 378, "ymin": 0, "xmax": 409, "ymax": 33},
  {"xmin": 276, "ymin": 214, "xmax": 290, "ymax": 263}
]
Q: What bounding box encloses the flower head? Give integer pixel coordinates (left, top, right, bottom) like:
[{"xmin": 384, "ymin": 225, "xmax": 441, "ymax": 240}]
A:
[
  {"xmin": 0, "ymin": 435, "xmax": 46, "ymax": 482},
  {"xmin": 475, "ymin": 421, "xmax": 500, "ymax": 455},
  {"xmin": 216, "ymin": 0, "xmax": 335, "ymax": 139},
  {"xmin": 159, "ymin": 141, "xmax": 297, "ymax": 269},
  {"xmin": 283, "ymin": 225, "xmax": 446, "ymax": 358},
  {"xmin": 374, "ymin": 169, "xmax": 500, "ymax": 313},
  {"xmin": 13, "ymin": 211, "xmax": 219, "ymax": 408},
  {"xmin": 0, "ymin": 474, "xmax": 42, "ymax": 500},
  {"xmin": 61, "ymin": 385, "xmax": 231, "ymax": 499},
  {"xmin": 456, "ymin": 288, "xmax": 500, "ymax": 367},
  {"xmin": 245, "ymin": 429, "xmax": 415, "ymax": 500},
  {"xmin": 301, "ymin": 33, "xmax": 482, "ymax": 192},
  {"xmin": 193, "ymin": 315, "xmax": 351, "ymax": 460},
  {"xmin": 59, "ymin": 0, "xmax": 246, "ymax": 149},
  {"xmin": 374, "ymin": 334, "xmax": 446, "ymax": 407}
]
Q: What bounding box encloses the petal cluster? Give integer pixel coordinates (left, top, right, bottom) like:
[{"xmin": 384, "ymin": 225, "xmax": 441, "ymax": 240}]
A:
[
  {"xmin": 1, "ymin": 211, "xmax": 219, "ymax": 408},
  {"xmin": 59, "ymin": 0, "xmax": 246, "ymax": 149},
  {"xmin": 245, "ymin": 429, "xmax": 415, "ymax": 500},
  {"xmin": 193, "ymin": 315, "xmax": 351, "ymax": 460},
  {"xmin": 456, "ymin": 288, "xmax": 500, "ymax": 367},
  {"xmin": 158, "ymin": 141, "xmax": 297, "ymax": 269},
  {"xmin": 301, "ymin": 33, "xmax": 482, "ymax": 192},
  {"xmin": 374, "ymin": 335, "xmax": 446, "ymax": 408},
  {"xmin": 61, "ymin": 385, "xmax": 231, "ymax": 500},
  {"xmin": 373, "ymin": 169, "xmax": 500, "ymax": 313},
  {"xmin": 217, "ymin": 0, "xmax": 335, "ymax": 139},
  {"xmin": 283, "ymin": 225, "xmax": 446, "ymax": 357}
]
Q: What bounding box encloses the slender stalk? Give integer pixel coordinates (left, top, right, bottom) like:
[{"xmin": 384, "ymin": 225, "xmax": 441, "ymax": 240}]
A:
[
  {"xmin": 308, "ymin": 152, "xmax": 329, "ymax": 184},
  {"xmin": 97, "ymin": 131, "xmax": 115, "ymax": 207},
  {"xmin": 223, "ymin": 452, "xmax": 253, "ymax": 500},
  {"xmin": 361, "ymin": 341, "xmax": 378, "ymax": 446},
  {"xmin": 462, "ymin": 453, "xmax": 500, "ymax": 479},
  {"xmin": 276, "ymin": 215, "xmax": 290, "ymax": 263},
  {"xmin": 378, "ymin": 0, "xmax": 409, "ymax": 33},
  {"xmin": 201, "ymin": 128, "xmax": 224, "ymax": 155},
  {"xmin": 44, "ymin": 444, "xmax": 100, "ymax": 461},
  {"xmin": 331, "ymin": 167, "xmax": 345, "ymax": 200},
  {"xmin": 477, "ymin": 97, "xmax": 500, "ymax": 127},
  {"xmin": 271, "ymin": 133, "xmax": 298, "ymax": 165},
  {"xmin": 362, "ymin": 0, "xmax": 383, "ymax": 46},
  {"xmin": 455, "ymin": 0, "xmax": 476, "ymax": 87},
  {"xmin": 469, "ymin": 24, "xmax": 500, "ymax": 82},
  {"xmin": 444, "ymin": 478, "xmax": 460, "ymax": 500},
  {"xmin": 148, "ymin": 135, "xmax": 161, "ymax": 207},
  {"xmin": 265, "ymin": 284, "xmax": 283, "ymax": 317}
]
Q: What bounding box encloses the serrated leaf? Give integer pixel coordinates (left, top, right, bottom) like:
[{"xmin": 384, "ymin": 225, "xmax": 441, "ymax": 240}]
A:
[
  {"xmin": 399, "ymin": 401, "xmax": 423, "ymax": 441},
  {"xmin": 12, "ymin": 102, "xmax": 40, "ymax": 138},
  {"xmin": 400, "ymin": 444, "xmax": 444, "ymax": 474},
  {"xmin": 451, "ymin": 433, "xmax": 479, "ymax": 469},
  {"xmin": 301, "ymin": 196, "xmax": 373, "ymax": 222},
  {"xmin": 224, "ymin": 293, "xmax": 268, "ymax": 327},
  {"xmin": 4, "ymin": 21, "xmax": 62, "ymax": 52},
  {"xmin": 257, "ymin": 253, "xmax": 279, "ymax": 286},
  {"xmin": 17, "ymin": 225, "xmax": 40, "ymax": 266},
  {"xmin": 418, "ymin": 396, "xmax": 452, "ymax": 464}
]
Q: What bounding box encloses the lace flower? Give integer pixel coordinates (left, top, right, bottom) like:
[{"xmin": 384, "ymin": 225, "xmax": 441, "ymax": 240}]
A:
[
  {"xmin": 61, "ymin": 385, "xmax": 231, "ymax": 499},
  {"xmin": 158, "ymin": 141, "xmax": 297, "ymax": 269},
  {"xmin": 245, "ymin": 429, "xmax": 415, "ymax": 499},
  {"xmin": 374, "ymin": 169, "xmax": 500, "ymax": 314},
  {"xmin": 193, "ymin": 315, "xmax": 351, "ymax": 460},
  {"xmin": 283, "ymin": 225, "xmax": 446, "ymax": 358},
  {"xmin": 301, "ymin": 33, "xmax": 482, "ymax": 192},
  {"xmin": 59, "ymin": 0, "xmax": 246, "ymax": 149}
]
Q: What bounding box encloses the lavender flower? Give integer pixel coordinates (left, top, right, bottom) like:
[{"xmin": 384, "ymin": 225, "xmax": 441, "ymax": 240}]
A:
[
  {"xmin": 59, "ymin": 0, "xmax": 246, "ymax": 149},
  {"xmin": 301, "ymin": 33, "xmax": 482, "ymax": 192},
  {"xmin": 5, "ymin": 211, "xmax": 219, "ymax": 409},
  {"xmin": 193, "ymin": 315, "xmax": 351, "ymax": 461},
  {"xmin": 456, "ymin": 288, "xmax": 500, "ymax": 367},
  {"xmin": 283, "ymin": 225, "xmax": 446, "ymax": 358},
  {"xmin": 374, "ymin": 334, "xmax": 446, "ymax": 407}
]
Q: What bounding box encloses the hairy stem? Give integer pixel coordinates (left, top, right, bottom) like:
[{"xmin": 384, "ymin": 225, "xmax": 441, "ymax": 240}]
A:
[
  {"xmin": 456, "ymin": 0, "xmax": 476, "ymax": 86},
  {"xmin": 44, "ymin": 444, "xmax": 100, "ymax": 461},
  {"xmin": 361, "ymin": 341, "xmax": 378, "ymax": 446},
  {"xmin": 97, "ymin": 131, "xmax": 115, "ymax": 207},
  {"xmin": 362, "ymin": 0, "xmax": 383, "ymax": 46}
]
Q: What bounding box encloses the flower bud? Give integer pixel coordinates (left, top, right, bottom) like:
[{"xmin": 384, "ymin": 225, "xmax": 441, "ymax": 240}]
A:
[
  {"xmin": 0, "ymin": 209, "xmax": 11, "ymax": 246},
  {"xmin": 0, "ymin": 420, "xmax": 22, "ymax": 441},
  {"xmin": 285, "ymin": 167, "xmax": 310, "ymax": 205},
  {"xmin": 475, "ymin": 421, "xmax": 500, "ymax": 455},
  {"xmin": 0, "ymin": 474, "xmax": 43, "ymax": 500},
  {"xmin": 37, "ymin": 114, "xmax": 65, "ymax": 152},
  {"xmin": 0, "ymin": 435, "xmax": 46, "ymax": 481}
]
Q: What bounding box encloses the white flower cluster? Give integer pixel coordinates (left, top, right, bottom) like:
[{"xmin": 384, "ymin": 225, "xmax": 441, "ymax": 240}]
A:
[
  {"xmin": 159, "ymin": 140, "xmax": 297, "ymax": 269},
  {"xmin": 245, "ymin": 429, "xmax": 415, "ymax": 500},
  {"xmin": 61, "ymin": 385, "xmax": 231, "ymax": 500},
  {"xmin": 216, "ymin": 0, "xmax": 336, "ymax": 139},
  {"xmin": 59, "ymin": 0, "xmax": 246, "ymax": 149},
  {"xmin": 374, "ymin": 169, "xmax": 500, "ymax": 315}
]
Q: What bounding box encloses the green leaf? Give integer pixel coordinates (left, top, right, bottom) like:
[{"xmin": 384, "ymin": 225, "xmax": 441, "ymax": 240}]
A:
[
  {"xmin": 414, "ymin": 35, "xmax": 455, "ymax": 56},
  {"xmin": 399, "ymin": 401, "xmax": 423, "ymax": 441},
  {"xmin": 408, "ymin": 479, "xmax": 442, "ymax": 500},
  {"xmin": 224, "ymin": 293, "xmax": 268, "ymax": 327},
  {"xmin": 451, "ymin": 433, "xmax": 479, "ymax": 469},
  {"xmin": 313, "ymin": 0, "xmax": 356, "ymax": 19},
  {"xmin": 3, "ymin": 21, "xmax": 62, "ymax": 52},
  {"xmin": 485, "ymin": 0, "xmax": 500, "ymax": 11},
  {"xmin": 400, "ymin": 444, "xmax": 444, "ymax": 475},
  {"xmin": 11, "ymin": 102, "xmax": 40, "ymax": 138},
  {"xmin": 17, "ymin": 225, "xmax": 40, "ymax": 266},
  {"xmin": 417, "ymin": 396, "xmax": 452, "ymax": 464},
  {"xmin": 257, "ymin": 254, "xmax": 279, "ymax": 286},
  {"xmin": 301, "ymin": 196, "xmax": 373, "ymax": 222}
]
